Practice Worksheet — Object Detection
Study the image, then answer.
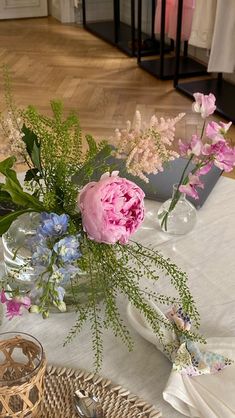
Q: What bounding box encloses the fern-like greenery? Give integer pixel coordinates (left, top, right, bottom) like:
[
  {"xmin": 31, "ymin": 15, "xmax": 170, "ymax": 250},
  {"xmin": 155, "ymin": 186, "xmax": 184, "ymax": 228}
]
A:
[{"xmin": 64, "ymin": 235, "xmax": 202, "ymax": 368}]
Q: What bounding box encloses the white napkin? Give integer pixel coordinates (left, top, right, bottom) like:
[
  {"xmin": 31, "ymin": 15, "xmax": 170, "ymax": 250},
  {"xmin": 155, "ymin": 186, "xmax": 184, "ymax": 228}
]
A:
[{"xmin": 127, "ymin": 303, "xmax": 235, "ymax": 418}]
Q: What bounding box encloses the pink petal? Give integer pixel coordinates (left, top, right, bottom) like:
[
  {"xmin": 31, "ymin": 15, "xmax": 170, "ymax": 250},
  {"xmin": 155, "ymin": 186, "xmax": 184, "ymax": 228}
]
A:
[
  {"xmin": 0, "ymin": 290, "xmax": 7, "ymax": 303},
  {"xmin": 179, "ymin": 184, "xmax": 199, "ymax": 199},
  {"xmin": 197, "ymin": 162, "xmax": 213, "ymax": 175}
]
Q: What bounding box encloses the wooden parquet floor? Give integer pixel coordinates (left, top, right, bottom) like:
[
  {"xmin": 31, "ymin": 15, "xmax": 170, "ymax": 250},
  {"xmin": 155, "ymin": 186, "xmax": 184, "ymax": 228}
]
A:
[{"xmin": 0, "ymin": 16, "xmax": 234, "ymax": 178}]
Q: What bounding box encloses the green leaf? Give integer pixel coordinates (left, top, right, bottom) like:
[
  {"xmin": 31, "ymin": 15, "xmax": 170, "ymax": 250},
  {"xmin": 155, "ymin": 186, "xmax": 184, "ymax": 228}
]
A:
[
  {"xmin": 31, "ymin": 141, "xmax": 41, "ymax": 170},
  {"xmin": 24, "ymin": 168, "xmax": 40, "ymax": 182},
  {"xmin": 0, "ymin": 156, "xmax": 17, "ymax": 176},
  {"xmin": 22, "ymin": 124, "xmax": 39, "ymax": 153},
  {"xmin": 0, "ymin": 157, "xmax": 43, "ymax": 211},
  {"xmin": 0, "ymin": 156, "xmax": 22, "ymax": 191},
  {"xmin": 2, "ymin": 177, "xmax": 43, "ymax": 211},
  {"xmin": 0, "ymin": 184, "xmax": 12, "ymax": 202},
  {"xmin": 22, "ymin": 124, "xmax": 41, "ymax": 170},
  {"xmin": 72, "ymin": 144, "xmax": 113, "ymax": 186},
  {"xmin": 0, "ymin": 209, "xmax": 35, "ymax": 235}
]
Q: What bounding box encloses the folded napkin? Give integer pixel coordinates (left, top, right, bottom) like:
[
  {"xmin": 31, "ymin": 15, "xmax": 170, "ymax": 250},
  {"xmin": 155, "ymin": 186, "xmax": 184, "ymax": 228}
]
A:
[{"xmin": 127, "ymin": 302, "xmax": 235, "ymax": 418}]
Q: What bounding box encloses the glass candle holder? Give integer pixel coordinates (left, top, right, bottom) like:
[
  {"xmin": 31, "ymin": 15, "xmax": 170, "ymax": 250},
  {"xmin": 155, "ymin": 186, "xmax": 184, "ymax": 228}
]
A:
[{"xmin": 0, "ymin": 332, "xmax": 46, "ymax": 417}]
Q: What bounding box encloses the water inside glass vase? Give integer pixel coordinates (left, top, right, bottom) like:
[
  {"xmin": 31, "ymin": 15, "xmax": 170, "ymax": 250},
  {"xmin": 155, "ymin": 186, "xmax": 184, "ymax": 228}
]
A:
[{"xmin": 2, "ymin": 213, "xmax": 39, "ymax": 284}]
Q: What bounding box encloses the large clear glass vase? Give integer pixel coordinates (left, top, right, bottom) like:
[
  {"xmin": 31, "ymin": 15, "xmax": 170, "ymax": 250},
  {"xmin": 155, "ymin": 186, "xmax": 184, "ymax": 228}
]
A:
[
  {"xmin": 158, "ymin": 184, "xmax": 197, "ymax": 235},
  {"xmin": 1, "ymin": 213, "xmax": 101, "ymax": 312}
]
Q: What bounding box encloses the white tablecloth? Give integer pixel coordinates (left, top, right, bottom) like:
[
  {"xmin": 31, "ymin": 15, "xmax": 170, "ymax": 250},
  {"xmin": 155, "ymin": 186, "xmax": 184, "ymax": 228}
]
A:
[{"xmin": 1, "ymin": 176, "xmax": 235, "ymax": 418}]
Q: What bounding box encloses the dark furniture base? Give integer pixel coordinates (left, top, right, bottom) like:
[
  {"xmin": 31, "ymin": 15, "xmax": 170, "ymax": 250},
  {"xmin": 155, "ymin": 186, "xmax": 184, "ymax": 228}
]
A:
[
  {"xmin": 139, "ymin": 56, "xmax": 207, "ymax": 80},
  {"xmin": 84, "ymin": 20, "xmax": 171, "ymax": 57}
]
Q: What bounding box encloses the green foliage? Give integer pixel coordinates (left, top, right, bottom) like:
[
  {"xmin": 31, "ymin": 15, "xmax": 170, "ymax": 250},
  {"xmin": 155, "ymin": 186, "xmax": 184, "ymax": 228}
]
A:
[
  {"xmin": 64, "ymin": 235, "xmax": 202, "ymax": 369},
  {"xmin": 0, "ymin": 157, "xmax": 43, "ymax": 212},
  {"xmin": 22, "ymin": 124, "xmax": 42, "ymax": 172},
  {"xmin": 21, "ymin": 100, "xmax": 111, "ymax": 215},
  {"xmin": 72, "ymin": 143, "xmax": 113, "ymax": 187}
]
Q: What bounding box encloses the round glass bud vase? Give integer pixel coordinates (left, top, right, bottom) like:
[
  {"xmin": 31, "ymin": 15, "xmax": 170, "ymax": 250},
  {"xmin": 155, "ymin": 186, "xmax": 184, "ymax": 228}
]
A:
[
  {"xmin": 2, "ymin": 213, "xmax": 39, "ymax": 285},
  {"xmin": 2, "ymin": 213, "xmax": 100, "ymax": 312},
  {"xmin": 158, "ymin": 184, "xmax": 197, "ymax": 235}
]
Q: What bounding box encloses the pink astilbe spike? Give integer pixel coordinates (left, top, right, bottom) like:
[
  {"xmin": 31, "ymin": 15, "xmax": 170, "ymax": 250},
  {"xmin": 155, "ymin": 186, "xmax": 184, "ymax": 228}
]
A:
[{"xmin": 113, "ymin": 111, "xmax": 184, "ymax": 183}]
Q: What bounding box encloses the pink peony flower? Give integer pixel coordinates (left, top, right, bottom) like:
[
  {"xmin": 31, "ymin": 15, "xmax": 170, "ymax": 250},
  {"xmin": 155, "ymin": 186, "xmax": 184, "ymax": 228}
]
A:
[
  {"xmin": 206, "ymin": 121, "xmax": 232, "ymax": 143},
  {"xmin": 78, "ymin": 172, "xmax": 145, "ymax": 244},
  {"xmin": 179, "ymin": 134, "xmax": 203, "ymax": 157},
  {"xmin": 203, "ymin": 141, "xmax": 235, "ymax": 172},
  {"xmin": 179, "ymin": 173, "xmax": 204, "ymax": 200},
  {"xmin": 1, "ymin": 290, "xmax": 31, "ymax": 320},
  {"xmin": 192, "ymin": 93, "xmax": 216, "ymax": 118}
]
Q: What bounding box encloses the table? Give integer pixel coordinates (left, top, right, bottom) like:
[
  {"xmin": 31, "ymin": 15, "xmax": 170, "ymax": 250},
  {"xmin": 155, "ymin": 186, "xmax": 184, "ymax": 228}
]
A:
[{"xmin": 1, "ymin": 176, "xmax": 235, "ymax": 418}]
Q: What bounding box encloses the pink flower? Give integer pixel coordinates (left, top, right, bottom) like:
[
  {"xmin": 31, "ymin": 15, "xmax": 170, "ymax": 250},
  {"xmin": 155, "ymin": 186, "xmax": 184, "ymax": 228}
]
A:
[
  {"xmin": 113, "ymin": 111, "xmax": 183, "ymax": 183},
  {"xmin": 179, "ymin": 173, "xmax": 204, "ymax": 200},
  {"xmin": 178, "ymin": 135, "xmax": 203, "ymax": 157},
  {"xmin": 1, "ymin": 290, "xmax": 31, "ymax": 320},
  {"xmin": 78, "ymin": 172, "xmax": 145, "ymax": 244},
  {"xmin": 206, "ymin": 121, "xmax": 232, "ymax": 143},
  {"xmin": 192, "ymin": 93, "xmax": 216, "ymax": 118},
  {"xmin": 196, "ymin": 162, "xmax": 213, "ymax": 175},
  {"xmin": 203, "ymin": 141, "xmax": 235, "ymax": 172}
]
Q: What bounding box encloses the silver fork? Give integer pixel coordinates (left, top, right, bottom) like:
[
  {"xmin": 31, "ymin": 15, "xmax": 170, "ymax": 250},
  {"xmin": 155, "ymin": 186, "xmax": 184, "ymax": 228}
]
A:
[
  {"xmin": 74, "ymin": 389, "xmax": 104, "ymax": 418},
  {"xmin": 74, "ymin": 389, "xmax": 158, "ymax": 418}
]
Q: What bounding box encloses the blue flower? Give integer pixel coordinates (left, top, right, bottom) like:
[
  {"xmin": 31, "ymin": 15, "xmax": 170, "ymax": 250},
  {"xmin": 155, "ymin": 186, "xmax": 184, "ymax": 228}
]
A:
[
  {"xmin": 28, "ymin": 232, "xmax": 47, "ymax": 253},
  {"xmin": 50, "ymin": 264, "xmax": 80, "ymax": 284},
  {"xmin": 55, "ymin": 286, "xmax": 65, "ymax": 302},
  {"xmin": 53, "ymin": 235, "xmax": 81, "ymax": 263},
  {"xmin": 54, "ymin": 286, "xmax": 66, "ymax": 312},
  {"xmin": 31, "ymin": 245, "xmax": 52, "ymax": 267},
  {"xmin": 38, "ymin": 213, "xmax": 69, "ymax": 237}
]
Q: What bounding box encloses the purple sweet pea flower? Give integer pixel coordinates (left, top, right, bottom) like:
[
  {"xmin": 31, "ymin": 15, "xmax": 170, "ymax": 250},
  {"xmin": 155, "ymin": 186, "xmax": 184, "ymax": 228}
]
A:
[
  {"xmin": 178, "ymin": 135, "xmax": 203, "ymax": 157},
  {"xmin": 192, "ymin": 93, "xmax": 216, "ymax": 118},
  {"xmin": 203, "ymin": 141, "xmax": 235, "ymax": 172},
  {"xmin": 179, "ymin": 173, "xmax": 204, "ymax": 200},
  {"xmin": 1, "ymin": 290, "xmax": 31, "ymax": 320},
  {"xmin": 206, "ymin": 121, "xmax": 232, "ymax": 143},
  {"xmin": 39, "ymin": 213, "xmax": 69, "ymax": 237},
  {"xmin": 53, "ymin": 235, "xmax": 81, "ymax": 263},
  {"xmin": 196, "ymin": 162, "xmax": 213, "ymax": 175}
]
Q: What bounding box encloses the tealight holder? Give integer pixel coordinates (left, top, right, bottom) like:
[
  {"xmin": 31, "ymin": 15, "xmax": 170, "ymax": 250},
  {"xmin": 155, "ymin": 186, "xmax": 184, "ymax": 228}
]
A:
[{"xmin": 0, "ymin": 332, "xmax": 46, "ymax": 417}]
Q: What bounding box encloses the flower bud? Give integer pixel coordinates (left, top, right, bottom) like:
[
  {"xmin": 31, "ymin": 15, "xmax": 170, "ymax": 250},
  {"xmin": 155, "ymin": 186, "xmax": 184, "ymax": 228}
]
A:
[{"xmin": 29, "ymin": 305, "xmax": 39, "ymax": 314}]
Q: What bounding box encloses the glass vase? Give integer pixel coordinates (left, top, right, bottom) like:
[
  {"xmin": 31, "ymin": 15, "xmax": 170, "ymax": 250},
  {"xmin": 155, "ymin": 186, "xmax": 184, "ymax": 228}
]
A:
[
  {"xmin": 1, "ymin": 214, "xmax": 100, "ymax": 312},
  {"xmin": 157, "ymin": 184, "xmax": 197, "ymax": 235}
]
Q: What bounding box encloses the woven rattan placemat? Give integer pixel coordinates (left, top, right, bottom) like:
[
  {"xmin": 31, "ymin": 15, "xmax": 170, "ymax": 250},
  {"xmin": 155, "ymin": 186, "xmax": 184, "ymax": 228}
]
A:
[{"xmin": 39, "ymin": 365, "xmax": 161, "ymax": 418}]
